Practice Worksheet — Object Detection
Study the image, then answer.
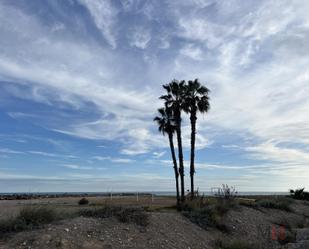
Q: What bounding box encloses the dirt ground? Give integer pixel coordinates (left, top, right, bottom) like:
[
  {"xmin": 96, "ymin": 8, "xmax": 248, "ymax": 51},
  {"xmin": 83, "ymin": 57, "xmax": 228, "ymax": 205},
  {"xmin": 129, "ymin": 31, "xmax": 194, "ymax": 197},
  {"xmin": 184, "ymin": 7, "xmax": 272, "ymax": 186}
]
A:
[
  {"xmin": 0, "ymin": 196, "xmax": 309, "ymax": 249},
  {"xmin": 0, "ymin": 196, "xmax": 175, "ymax": 221},
  {"xmin": 0, "ymin": 213, "xmax": 214, "ymax": 249}
]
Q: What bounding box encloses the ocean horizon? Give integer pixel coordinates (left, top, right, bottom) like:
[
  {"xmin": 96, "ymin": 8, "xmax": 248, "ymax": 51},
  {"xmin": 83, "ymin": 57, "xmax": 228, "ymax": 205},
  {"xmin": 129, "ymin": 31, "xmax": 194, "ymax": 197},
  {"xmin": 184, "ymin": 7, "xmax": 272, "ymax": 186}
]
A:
[{"xmin": 0, "ymin": 191, "xmax": 289, "ymax": 196}]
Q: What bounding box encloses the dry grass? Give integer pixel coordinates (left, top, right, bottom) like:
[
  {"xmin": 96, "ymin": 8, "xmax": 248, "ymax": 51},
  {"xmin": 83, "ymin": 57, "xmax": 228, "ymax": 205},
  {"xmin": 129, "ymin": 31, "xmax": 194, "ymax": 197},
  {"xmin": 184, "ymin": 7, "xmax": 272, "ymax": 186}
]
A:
[
  {"xmin": 78, "ymin": 205, "xmax": 149, "ymax": 226},
  {"xmin": 0, "ymin": 206, "xmax": 56, "ymax": 235},
  {"xmin": 182, "ymin": 197, "xmax": 236, "ymax": 232}
]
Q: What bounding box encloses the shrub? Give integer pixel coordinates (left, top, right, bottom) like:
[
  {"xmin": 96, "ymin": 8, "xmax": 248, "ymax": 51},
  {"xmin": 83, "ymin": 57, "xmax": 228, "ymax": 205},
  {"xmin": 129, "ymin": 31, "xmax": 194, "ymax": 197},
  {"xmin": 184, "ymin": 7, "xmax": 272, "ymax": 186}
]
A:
[
  {"xmin": 0, "ymin": 206, "xmax": 56, "ymax": 234},
  {"xmin": 216, "ymin": 184, "xmax": 238, "ymax": 200},
  {"xmin": 181, "ymin": 196, "xmax": 208, "ymax": 211},
  {"xmin": 290, "ymin": 188, "xmax": 309, "ymax": 201},
  {"xmin": 79, "ymin": 206, "xmax": 120, "ymax": 218},
  {"xmin": 256, "ymin": 198, "xmax": 292, "ymax": 211},
  {"xmin": 17, "ymin": 206, "xmax": 55, "ymax": 226},
  {"xmin": 78, "ymin": 197, "xmax": 89, "ymax": 205},
  {"xmin": 215, "ymin": 199, "xmax": 236, "ymax": 216},
  {"xmin": 116, "ymin": 207, "xmax": 149, "ymax": 226},
  {"xmin": 79, "ymin": 206, "xmax": 149, "ymax": 226},
  {"xmin": 182, "ymin": 195, "xmax": 237, "ymax": 232},
  {"xmin": 183, "ymin": 203, "xmax": 229, "ymax": 232}
]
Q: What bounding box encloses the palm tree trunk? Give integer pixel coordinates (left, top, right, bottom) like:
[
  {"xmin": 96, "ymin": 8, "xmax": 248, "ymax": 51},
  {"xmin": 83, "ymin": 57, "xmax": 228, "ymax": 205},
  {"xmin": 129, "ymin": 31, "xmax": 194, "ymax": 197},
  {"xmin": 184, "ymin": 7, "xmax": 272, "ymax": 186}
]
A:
[
  {"xmin": 190, "ymin": 108, "xmax": 197, "ymax": 199},
  {"xmin": 176, "ymin": 111, "xmax": 185, "ymax": 202},
  {"xmin": 168, "ymin": 133, "xmax": 180, "ymax": 206}
]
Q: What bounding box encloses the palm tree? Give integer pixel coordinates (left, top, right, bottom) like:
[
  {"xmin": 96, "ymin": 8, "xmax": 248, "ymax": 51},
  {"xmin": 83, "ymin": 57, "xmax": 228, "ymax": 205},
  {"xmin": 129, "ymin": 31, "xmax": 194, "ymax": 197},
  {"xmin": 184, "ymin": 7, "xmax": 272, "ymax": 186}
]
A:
[
  {"xmin": 154, "ymin": 107, "xmax": 180, "ymax": 206},
  {"xmin": 160, "ymin": 80, "xmax": 186, "ymax": 202},
  {"xmin": 184, "ymin": 79, "xmax": 210, "ymax": 198}
]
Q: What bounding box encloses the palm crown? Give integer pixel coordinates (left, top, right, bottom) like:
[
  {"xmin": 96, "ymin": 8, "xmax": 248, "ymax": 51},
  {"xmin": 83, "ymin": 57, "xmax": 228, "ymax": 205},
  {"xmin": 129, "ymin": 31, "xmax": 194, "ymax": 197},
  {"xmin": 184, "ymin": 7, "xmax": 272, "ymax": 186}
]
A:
[
  {"xmin": 184, "ymin": 79, "xmax": 210, "ymax": 114},
  {"xmin": 160, "ymin": 80, "xmax": 186, "ymax": 115},
  {"xmin": 153, "ymin": 107, "xmax": 176, "ymax": 136}
]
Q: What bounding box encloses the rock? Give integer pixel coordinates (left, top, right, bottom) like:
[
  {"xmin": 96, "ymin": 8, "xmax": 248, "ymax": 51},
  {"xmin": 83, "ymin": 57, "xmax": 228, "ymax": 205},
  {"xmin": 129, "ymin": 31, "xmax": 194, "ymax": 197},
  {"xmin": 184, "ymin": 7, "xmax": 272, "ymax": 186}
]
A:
[
  {"xmin": 286, "ymin": 240, "xmax": 309, "ymax": 249},
  {"xmin": 296, "ymin": 228, "xmax": 309, "ymax": 241},
  {"xmin": 60, "ymin": 239, "xmax": 70, "ymax": 248}
]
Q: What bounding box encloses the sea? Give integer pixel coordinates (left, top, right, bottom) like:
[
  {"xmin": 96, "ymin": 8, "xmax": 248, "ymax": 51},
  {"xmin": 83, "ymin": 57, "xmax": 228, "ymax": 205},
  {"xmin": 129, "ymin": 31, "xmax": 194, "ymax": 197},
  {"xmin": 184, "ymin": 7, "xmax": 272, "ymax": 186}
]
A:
[{"xmin": 0, "ymin": 191, "xmax": 289, "ymax": 197}]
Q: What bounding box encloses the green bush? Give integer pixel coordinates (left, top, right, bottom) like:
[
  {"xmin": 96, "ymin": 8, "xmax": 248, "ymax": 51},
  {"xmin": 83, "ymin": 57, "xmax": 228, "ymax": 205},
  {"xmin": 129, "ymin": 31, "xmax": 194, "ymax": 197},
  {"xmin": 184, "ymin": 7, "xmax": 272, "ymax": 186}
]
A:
[
  {"xmin": 290, "ymin": 188, "xmax": 309, "ymax": 201},
  {"xmin": 78, "ymin": 197, "xmax": 89, "ymax": 205},
  {"xmin": 17, "ymin": 206, "xmax": 55, "ymax": 226},
  {"xmin": 182, "ymin": 201, "xmax": 231, "ymax": 232},
  {"xmin": 0, "ymin": 206, "xmax": 56, "ymax": 234},
  {"xmin": 215, "ymin": 199, "xmax": 236, "ymax": 216},
  {"xmin": 256, "ymin": 198, "xmax": 292, "ymax": 211},
  {"xmin": 79, "ymin": 206, "xmax": 149, "ymax": 226}
]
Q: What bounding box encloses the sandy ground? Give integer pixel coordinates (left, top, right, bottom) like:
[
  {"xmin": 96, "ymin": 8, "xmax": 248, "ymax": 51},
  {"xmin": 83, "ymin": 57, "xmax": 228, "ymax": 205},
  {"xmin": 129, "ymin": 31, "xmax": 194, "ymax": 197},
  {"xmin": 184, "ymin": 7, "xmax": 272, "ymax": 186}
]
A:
[{"xmin": 0, "ymin": 196, "xmax": 175, "ymax": 221}]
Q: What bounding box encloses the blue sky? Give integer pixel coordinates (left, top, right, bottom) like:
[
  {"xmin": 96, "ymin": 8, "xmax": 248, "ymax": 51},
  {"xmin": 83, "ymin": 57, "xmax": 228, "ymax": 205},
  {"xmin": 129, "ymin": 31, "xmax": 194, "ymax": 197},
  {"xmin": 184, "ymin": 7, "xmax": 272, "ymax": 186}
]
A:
[{"xmin": 0, "ymin": 0, "xmax": 309, "ymax": 192}]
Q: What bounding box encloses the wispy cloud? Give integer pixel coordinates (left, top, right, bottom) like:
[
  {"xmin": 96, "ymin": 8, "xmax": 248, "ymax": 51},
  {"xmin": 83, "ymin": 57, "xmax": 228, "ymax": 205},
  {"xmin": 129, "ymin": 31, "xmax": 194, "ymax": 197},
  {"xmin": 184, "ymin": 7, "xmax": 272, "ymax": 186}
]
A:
[
  {"xmin": 153, "ymin": 151, "xmax": 166, "ymax": 158},
  {"xmin": 0, "ymin": 148, "xmax": 25, "ymax": 154},
  {"xmin": 128, "ymin": 26, "xmax": 151, "ymax": 49},
  {"xmin": 61, "ymin": 164, "xmax": 93, "ymax": 170},
  {"xmin": 78, "ymin": 0, "xmax": 118, "ymax": 48},
  {"xmin": 28, "ymin": 151, "xmax": 57, "ymax": 157},
  {"xmin": 7, "ymin": 112, "xmax": 37, "ymax": 119},
  {"xmin": 93, "ymin": 156, "xmax": 134, "ymax": 164}
]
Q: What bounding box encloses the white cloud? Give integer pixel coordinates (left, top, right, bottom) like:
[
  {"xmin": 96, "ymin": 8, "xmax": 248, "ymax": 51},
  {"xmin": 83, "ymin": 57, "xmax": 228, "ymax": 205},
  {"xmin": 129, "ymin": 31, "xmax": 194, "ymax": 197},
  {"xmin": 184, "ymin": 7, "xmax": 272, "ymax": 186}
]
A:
[
  {"xmin": 7, "ymin": 112, "xmax": 37, "ymax": 119},
  {"xmin": 93, "ymin": 156, "xmax": 134, "ymax": 163},
  {"xmin": 78, "ymin": 0, "xmax": 118, "ymax": 48},
  {"xmin": 153, "ymin": 151, "xmax": 165, "ymax": 158},
  {"xmin": 0, "ymin": 148, "xmax": 24, "ymax": 154},
  {"xmin": 111, "ymin": 158, "xmax": 134, "ymax": 163},
  {"xmin": 128, "ymin": 26, "xmax": 151, "ymax": 49},
  {"xmin": 245, "ymin": 140, "xmax": 309, "ymax": 165},
  {"xmin": 180, "ymin": 44, "xmax": 204, "ymax": 61},
  {"xmin": 61, "ymin": 164, "xmax": 93, "ymax": 170},
  {"xmin": 28, "ymin": 151, "xmax": 57, "ymax": 157}
]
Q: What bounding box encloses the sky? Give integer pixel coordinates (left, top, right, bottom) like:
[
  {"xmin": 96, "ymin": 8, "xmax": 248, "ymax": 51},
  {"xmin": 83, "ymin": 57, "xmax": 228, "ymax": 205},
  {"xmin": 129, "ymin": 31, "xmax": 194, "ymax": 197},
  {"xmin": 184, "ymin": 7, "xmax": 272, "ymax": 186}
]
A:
[{"xmin": 0, "ymin": 0, "xmax": 309, "ymax": 193}]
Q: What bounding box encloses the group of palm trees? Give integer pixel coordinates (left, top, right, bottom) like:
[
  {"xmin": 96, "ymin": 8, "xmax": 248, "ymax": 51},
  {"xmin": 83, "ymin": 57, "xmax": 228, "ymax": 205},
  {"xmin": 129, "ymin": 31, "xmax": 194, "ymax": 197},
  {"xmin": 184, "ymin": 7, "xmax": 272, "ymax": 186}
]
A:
[{"xmin": 154, "ymin": 79, "xmax": 210, "ymax": 205}]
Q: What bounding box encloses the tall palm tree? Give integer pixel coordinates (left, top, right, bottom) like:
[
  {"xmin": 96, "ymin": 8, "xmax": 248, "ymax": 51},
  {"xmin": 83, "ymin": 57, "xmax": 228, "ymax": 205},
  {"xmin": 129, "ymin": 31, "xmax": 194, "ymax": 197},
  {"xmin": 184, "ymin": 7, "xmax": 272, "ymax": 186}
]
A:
[
  {"xmin": 160, "ymin": 80, "xmax": 186, "ymax": 202},
  {"xmin": 184, "ymin": 79, "xmax": 210, "ymax": 198},
  {"xmin": 154, "ymin": 107, "xmax": 180, "ymax": 206}
]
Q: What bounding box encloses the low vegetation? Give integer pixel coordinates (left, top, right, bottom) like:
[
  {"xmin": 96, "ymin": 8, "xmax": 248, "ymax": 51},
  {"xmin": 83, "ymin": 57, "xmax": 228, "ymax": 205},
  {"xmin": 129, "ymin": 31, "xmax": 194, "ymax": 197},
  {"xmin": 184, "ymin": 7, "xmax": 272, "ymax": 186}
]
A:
[
  {"xmin": 0, "ymin": 206, "xmax": 56, "ymax": 235},
  {"xmin": 182, "ymin": 196, "xmax": 236, "ymax": 232},
  {"xmin": 78, "ymin": 206, "xmax": 149, "ymax": 227},
  {"xmin": 0, "ymin": 204, "xmax": 149, "ymax": 237},
  {"xmin": 290, "ymin": 188, "xmax": 309, "ymax": 201},
  {"xmin": 78, "ymin": 197, "xmax": 89, "ymax": 205},
  {"xmin": 182, "ymin": 186, "xmax": 239, "ymax": 232},
  {"xmin": 238, "ymin": 197, "xmax": 293, "ymax": 211},
  {"xmin": 215, "ymin": 184, "xmax": 238, "ymax": 200},
  {"xmin": 256, "ymin": 198, "xmax": 292, "ymax": 211}
]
